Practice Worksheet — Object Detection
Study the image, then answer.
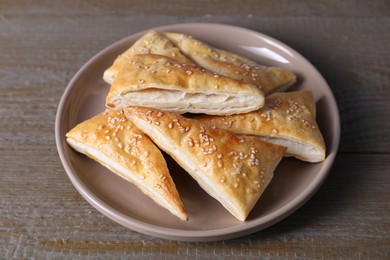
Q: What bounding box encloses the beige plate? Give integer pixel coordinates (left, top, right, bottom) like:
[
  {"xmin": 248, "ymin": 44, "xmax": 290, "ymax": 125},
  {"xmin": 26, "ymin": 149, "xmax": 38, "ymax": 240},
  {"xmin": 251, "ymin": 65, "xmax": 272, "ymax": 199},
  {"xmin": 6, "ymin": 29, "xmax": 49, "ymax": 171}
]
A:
[{"xmin": 56, "ymin": 23, "xmax": 340, "ymax": 241}]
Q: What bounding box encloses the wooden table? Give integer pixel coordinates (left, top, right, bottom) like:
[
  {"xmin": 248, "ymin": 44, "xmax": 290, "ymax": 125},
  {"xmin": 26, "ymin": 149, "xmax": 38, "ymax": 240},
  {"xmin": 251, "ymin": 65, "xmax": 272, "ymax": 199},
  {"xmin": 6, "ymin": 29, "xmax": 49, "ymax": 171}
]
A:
[{"xmin": 1, "ymin": 0, "xmax": 389, "ymax": 258}]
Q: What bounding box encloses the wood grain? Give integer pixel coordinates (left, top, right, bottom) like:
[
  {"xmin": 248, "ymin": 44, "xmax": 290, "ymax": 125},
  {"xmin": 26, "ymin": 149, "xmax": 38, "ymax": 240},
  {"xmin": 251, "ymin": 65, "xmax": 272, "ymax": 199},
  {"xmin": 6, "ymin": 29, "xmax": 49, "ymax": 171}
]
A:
[{"xmin": 0, "ymin": 0, "xmax": 389, "ymax": 258}]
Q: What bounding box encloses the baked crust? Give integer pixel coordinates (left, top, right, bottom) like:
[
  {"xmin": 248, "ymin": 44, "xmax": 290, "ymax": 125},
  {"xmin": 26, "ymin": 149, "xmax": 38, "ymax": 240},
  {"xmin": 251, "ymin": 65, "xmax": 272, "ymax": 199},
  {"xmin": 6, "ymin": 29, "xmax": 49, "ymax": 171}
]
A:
[
  {"xmin": 66, "ymin": 109, "xmax": 188, "ymax": 221},
  {"xmin": 196, "ymin": 91, "xmax": 326, "ymax": 162},
  {"xmin": 125, "ymin": 106, "xmax": 286, "ymax": 221},
  {"xmin": 103, "ymin": 30, "xmax": 193, "ymax": 84},
  {"xmin": 164, "ymin": 32, "xmax": 297, "ymax": 95},
  {"xmin": 106, "ymin": 54, "xmax": 264, "ymax": 115}
]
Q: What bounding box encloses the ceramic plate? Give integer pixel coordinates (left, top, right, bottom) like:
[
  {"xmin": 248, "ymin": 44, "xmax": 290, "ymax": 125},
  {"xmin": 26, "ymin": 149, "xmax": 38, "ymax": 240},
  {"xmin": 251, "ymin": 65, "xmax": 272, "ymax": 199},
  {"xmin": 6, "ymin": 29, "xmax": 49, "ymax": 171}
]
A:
[{"xmin": 56, "ymin": 23, "xmax": 340, "ymax": 241}]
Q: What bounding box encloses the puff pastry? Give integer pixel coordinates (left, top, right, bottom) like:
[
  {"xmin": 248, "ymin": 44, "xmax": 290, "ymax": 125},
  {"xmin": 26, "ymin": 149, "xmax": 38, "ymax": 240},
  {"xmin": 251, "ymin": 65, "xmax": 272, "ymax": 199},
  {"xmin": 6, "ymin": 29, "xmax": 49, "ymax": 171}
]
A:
[
  {"xmin": 106, "ymin": 53, "xmax": 265, "ymax": 115},
  {"xmin": 103, "ymin": 30, "xmax": 193, "ymax": 84},
  {"xmin": 196, "ymin": 91, "xmax": 326, "ymax": 163},
  {"xmin": 66, "ymin": 109, "xmax": 188, "ymax": 221},
  {"xmin": 164, "ymin": 32, "xmax": 297, "ymax": 95},
  {"xmin": 125, "ymin": 106, "xmax": 286, "ymax": 221}
]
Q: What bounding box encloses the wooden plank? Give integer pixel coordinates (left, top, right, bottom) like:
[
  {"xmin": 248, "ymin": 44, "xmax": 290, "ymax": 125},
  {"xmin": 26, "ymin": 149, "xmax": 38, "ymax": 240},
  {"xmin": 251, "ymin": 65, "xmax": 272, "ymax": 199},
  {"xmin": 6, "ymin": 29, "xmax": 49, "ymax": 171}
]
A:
[
  {"xmin": 1, "ymin": 15, "xmax": 389, "ymax": 154},
  {"xmin": 0, "ymin": 154, "xmax": 388, "ymax": 258},
  {"xmin": 1, "ymin": 0, "xmax": 389, "ymax": 17}
]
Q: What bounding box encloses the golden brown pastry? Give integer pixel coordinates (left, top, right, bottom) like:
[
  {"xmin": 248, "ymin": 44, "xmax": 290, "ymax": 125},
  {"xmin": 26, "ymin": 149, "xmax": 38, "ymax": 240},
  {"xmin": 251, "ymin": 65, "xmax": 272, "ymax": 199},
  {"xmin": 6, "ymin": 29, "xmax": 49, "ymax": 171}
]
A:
[
  {"xmin": 66, "ymin": 109, "xmax": 188, "ymax": 221},
  {"xmin": 103, "ymin": 30, "xmax": 193, "ymax": 84},
  {"xmin": 125, "ymin": 106, "xmax": 286, "ymax": 221},
  {"xmin": 196, "ymin": 91, "xmax": 326, "ymax": 163},
  {"xmin": 106, "ymin": 54, "xmax": 265, "ymax": 115},
  {"xmin": 164, "ymin": 32, "xmax": 297, "ymax": 95}
]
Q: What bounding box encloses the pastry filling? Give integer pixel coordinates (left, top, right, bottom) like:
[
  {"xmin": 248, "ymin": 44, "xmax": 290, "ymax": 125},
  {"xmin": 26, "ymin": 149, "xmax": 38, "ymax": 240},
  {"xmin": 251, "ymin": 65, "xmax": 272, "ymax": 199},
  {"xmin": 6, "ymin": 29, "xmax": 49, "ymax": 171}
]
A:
[
  {"xmin": 255, "ymin": 136, "xmax": 324, "ymax": 162},
  {"xmin": 111, "ymin": 88, "xmax": 262, "ymax": 115}
]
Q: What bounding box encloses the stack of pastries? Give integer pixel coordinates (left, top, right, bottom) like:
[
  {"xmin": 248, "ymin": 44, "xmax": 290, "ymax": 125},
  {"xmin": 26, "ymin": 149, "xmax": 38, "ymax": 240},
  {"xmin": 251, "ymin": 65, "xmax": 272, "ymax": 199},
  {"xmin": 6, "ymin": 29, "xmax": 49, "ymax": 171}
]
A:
[{"xmin": 66, "ymin": 31, "xmax": 326, "ymax": 221}]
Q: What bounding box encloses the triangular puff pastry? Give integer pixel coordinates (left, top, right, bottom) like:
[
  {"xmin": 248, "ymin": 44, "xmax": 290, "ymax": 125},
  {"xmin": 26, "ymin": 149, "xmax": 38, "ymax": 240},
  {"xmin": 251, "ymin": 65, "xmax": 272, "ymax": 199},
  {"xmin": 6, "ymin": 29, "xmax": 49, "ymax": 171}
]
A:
[
  {"xmin": 164, "ymin": 32, "xmax": 297, "ymax": 95},
  {"xmin": 196, "ymin": 91, "xmax": 326, "ymax": 163},
  {"xmin": 125, "ymin": 106, "xmax": 286, "ymax": 221},
  {"xmin": 106, "ymin": 53, "xmax": 265, "ymax": 115},
  {"xmin": 66, "ymin": 109, "xmax": 188, "ymax": 221},
  {"xmin": 103, "ymin": 30, "xmax": 193, "ymax": 84}
]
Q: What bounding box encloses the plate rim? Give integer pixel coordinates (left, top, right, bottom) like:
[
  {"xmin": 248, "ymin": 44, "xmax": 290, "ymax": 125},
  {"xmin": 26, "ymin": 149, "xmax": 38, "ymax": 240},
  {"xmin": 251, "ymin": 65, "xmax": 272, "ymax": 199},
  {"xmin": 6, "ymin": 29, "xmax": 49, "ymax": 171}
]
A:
[{"xmin": 55, "ymin": 22, "xmax": 340, "ymax": 241}]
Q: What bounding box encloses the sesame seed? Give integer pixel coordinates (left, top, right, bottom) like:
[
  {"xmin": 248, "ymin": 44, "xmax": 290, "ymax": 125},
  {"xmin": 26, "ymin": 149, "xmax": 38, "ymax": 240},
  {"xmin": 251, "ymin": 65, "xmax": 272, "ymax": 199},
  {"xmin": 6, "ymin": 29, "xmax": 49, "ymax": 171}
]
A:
[
  {"xmin": 157, "ymin": 111, "xmax": 163, "ymax": 117},
  {"xmin": 166, "ymin": 69, "xmax": 171, "ymax": 73},
  {"xmin": 118, "ymin": 143, "xmax": 123, "ymax": 149},
  {"xmin": 272, "ymin": 129, "xmax": 279, "ymax": 134},
  {"xmin": 154, "ymin": 121, "xmax": 161, "ymax": 126},
  {"xmin": 144, "ymin": 151, "xmax": 150, "ymax": 157},
  {"xmin": 186, "ymin": 70, "xmax": 193, "ymax": 75},
  {"xmin": 130, "ymin": 160, "xmax": 136, "ymax": 166},
  {"xmin": 171, "ymin": 52, "xmax": 176, "ymax": 57},
  {"xmin": 105, "ymin": 136, "xmax": 110, "ymax": 140},
  {"xmin": 126, "ymin": 125, "xmax": 132, "ymax": 130},
  {"xmin": 218, "ymin": 161, "xmax": 223, "ymax": 168},
  {"xmin": 168, "ymin": 122, "xmax": 173, "ymax": 129},
  {"xmin": 234, "ymin": 183, "xmax": 239, "ymax": 188},
  {"xmin": 98, "ymin": 125, "xmax": 104, "ymax": 130},
  {"xmin": 217, "ymin": 154, "xmax": 223, "ymax": 159},
  {"xmin": 138, "ymin": 79, "xmax": 145, "ymax": 84},
  {"xmin": 228, "ymin": 151, "xmax": 237, "ymax": 156},
  {"xmin": 104, "ymin": 129, "xmax": 110, "ymax": 134},
  {"xmin": 261, "ymin": 111, "xmax": 272, "ymax": 121},
  {"xmin": 125, "ymin": 145, "xmax": 131, "ymax": 152}
]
